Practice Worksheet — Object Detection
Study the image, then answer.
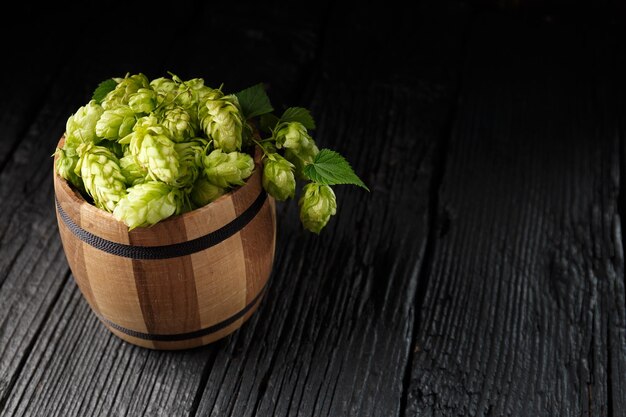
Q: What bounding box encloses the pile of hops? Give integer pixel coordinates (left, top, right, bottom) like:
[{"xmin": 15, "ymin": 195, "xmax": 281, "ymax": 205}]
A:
[{"xmin": 56, "ymin": 72, "xmax": 367, "ymax": 233}]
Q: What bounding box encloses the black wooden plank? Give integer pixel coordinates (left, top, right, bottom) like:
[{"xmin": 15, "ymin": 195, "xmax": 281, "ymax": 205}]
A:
[
  {"xmin": 192, "ymin": 83, "xmax": 431, "ymax": 417},
  {"xmin": 0, "ymin": 3, "xmax": 199, "ymax": 412},
  {"xmin": 0, "ymin": 1, "xmax": 473, "ymax": 416},
  {"xmin": 406, "ymin": 11, "xmax": 626, "ymax": 416},
  {"xmin": 0, "ymin": 3, "xmax": 332, "ymax": 417},
  {"xmin": 190, "ymin": 2, "xmax": 471, "ymax": 416}
]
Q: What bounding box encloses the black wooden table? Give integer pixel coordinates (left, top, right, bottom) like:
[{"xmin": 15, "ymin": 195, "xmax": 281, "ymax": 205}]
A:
[{"xmin": 2, "ymin": 1, "xmax": 626, "ymax": 416}]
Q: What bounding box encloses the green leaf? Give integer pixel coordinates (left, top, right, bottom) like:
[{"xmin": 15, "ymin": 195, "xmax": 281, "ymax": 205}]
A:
[
  {"xmin": 303, "ymin": 149, "xmax": 369, "ymax": 191},
  {"xmin": 280, "ymin": 107, "xmax": 315, "ymax": 130},
  {"xmin": 92, "ymin": 78, "xmax": 117, "ymax": 104},
  {"xmin": 234, "ymin": 83, "xmax": 274, "ymax": 119},
  {"xmin": 259, "ymin": 113, "xmax": 280, "ymax": 133}
]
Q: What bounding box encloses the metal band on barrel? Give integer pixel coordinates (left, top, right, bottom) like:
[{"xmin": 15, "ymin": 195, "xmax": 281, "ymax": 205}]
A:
[
  {"xmin": 97, "ymin": 283, "xmax": 268, "ymax": 341},
  {"xmin": 55, "ymin": 191, "xmax": 267, "ymax": 259}
]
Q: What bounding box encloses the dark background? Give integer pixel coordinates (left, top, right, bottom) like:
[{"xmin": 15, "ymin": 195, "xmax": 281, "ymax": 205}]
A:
[{"xmin": 2, "ymin": 1, "xmax": 626, "ymax": 416}]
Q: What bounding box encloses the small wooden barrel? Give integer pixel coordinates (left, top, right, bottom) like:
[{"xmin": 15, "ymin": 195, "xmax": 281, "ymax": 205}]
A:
[{"xmin": 53, "ymin": 137, "xmax": 276, "ymax": 350}]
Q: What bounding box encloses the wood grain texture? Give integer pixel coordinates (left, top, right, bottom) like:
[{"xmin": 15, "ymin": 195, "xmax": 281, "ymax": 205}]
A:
[
  {"xmin": 0, "ymin": 0, "xmax": 201, "ymax": 409},
  {"xmin": 54, "ymin": 138, "xmax": 276, "ymax": 350},
  {"xmin": 4, "ymin": 1, "xmax": 625, "ymax": 417},
  {"xmin": 190, "ymin": 1, "xmax": 471, "ymax": 415},
  {"xmin": 1, "ymin": 278, "xmax": 213, "ymax": 417},
  {"xmin": 0, "ymin": 0, "xmax": 333, "ymax": 414},
  {"xmin": 406, "ymin": 12, "xmax": 626, "ymax": 416}
]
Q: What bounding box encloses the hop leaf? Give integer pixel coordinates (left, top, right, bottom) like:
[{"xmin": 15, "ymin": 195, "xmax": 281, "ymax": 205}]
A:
[
  {"xmin": 298, "ymin": 183, "xmax": 337, "ymax": 234},
  {"xmin": 280, "ymin": 107, "xmax": 315, "ymax": 130},
  {"xmin": 303, "ymin": 149, "xmax": 369, "ymax": 190},
  {"xmin": 259, "ymin": 113, "xmax": 280, "ymax": 133},
  {"xmin": 92, "ymin": 79, "xmax": 117, "ymax": 104},
  {"xmin": 234, "ymin": 83, "xmax": 273, "ymax": 119}
]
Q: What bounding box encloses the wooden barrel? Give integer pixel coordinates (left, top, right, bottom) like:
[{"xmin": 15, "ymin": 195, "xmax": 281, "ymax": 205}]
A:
[{"xmin": 53, "ymin": 137, "xmax": 276, "ymax": 350}]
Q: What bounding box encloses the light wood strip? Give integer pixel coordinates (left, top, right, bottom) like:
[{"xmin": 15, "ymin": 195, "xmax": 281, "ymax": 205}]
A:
[
  {"xmin": 232, "ymin": 193, "xmax": 276, "ymax": 306},
  {"xmin": 53, "ymin": 174, "xmax": 102, "ymax": 317},
  {"xmin": 79, "ymin": 201, "xmax": 150, "ymax": 338},
  {"xmin": 185, "ymin": 198, "xmax": 248, "ymax": 336}
]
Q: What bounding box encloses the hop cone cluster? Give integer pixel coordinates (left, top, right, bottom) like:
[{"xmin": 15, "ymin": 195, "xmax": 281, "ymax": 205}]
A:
[
  {"xmin": 55, "ymin": 72, "xmax": 367, "ymax": 233},
  {"xmin": 55, "ymin": 72, "xmax": 255, "ymax": 229}
]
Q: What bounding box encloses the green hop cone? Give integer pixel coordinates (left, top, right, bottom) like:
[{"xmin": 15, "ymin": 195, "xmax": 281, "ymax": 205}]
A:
[
  {"xmin": 203, "ymin": 149, "xmax": 254, "ymax": 189},
  {"xmin": 128, "ymin": 88, "xmax": 157, "ymax": 114},
  {"xmin": 186, "ymin": 78, "xmax": 223, "ymax": 103},
  {"xmin": 95, "ymin": 105, "xmax": 136, "ymax": 140},
  {"xmin": 130, "ymin": 113, "xmax": 161, "ymax": 134},
  {"xmin": 262, "ymin": 154, "xmax": 296, "ymax": 201},
  {"xmin": 162, "ymin": 106, "xmax": 195, "ymax": 142},
  {"xmin": 174, "ymin": 138, "xmax": 208, "ymax": 189},
  {"xmin": 150, "ymin": 76, "xmax": 178, "ymax": 106},
  {"xmin": 55, "ymin": 146, "xmax": 84, "ymax": 192},
  {"xmin": 119, "ymin": 153, "xmax": 147, "ymax": 186},
  {"xmin": 75, "ymin": 144, "xmax": 127, "ymax": 212},
  {"xmin": 113, "ymin": 181, "xmax": 182, "ymax": 230},
  {"xmin": 101, "ymin": 73, "xmax": 150, "ymax": 110},
  {"xmin": 298, "ymin": 183, "xmax": 337, "ymax": 234},
  {"xmin": 274, "ymin": 122, "xmax": 319, "ymax": 178},
  {"xmin": 122, "ymin": 115, "xmax": 180, "ymax": 185},
  {"xmin": 185, "ymin": 79, "xmax": 224, "ymax": 127},
  {"xmin": 190, "ymin": 177, "xmax": 226, "ymax": 207},
  {"xmin": 137, "ymin": 133, "xmax": 180, "ymax": 184},
  {"xmin": 65, "ymin": 100, "xmax": 104, "ymax": 149},
  {"xmin": 274, "ymin": 121, "xmax": 317, "ymax": 150},
  {"xmin": 199, "ymin": 95, "xmax": 245, "ymax": 152},
  {"xmin": 150, "ymin": 77, "xmax": 177, "ymax": 93},
  {"xmin": 100, "ymin": 139, "xmax": 125, "ymax": 158},
  {"xmin": 173, "ymin": 83, "xmax": 196, "ymax": 109}
]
